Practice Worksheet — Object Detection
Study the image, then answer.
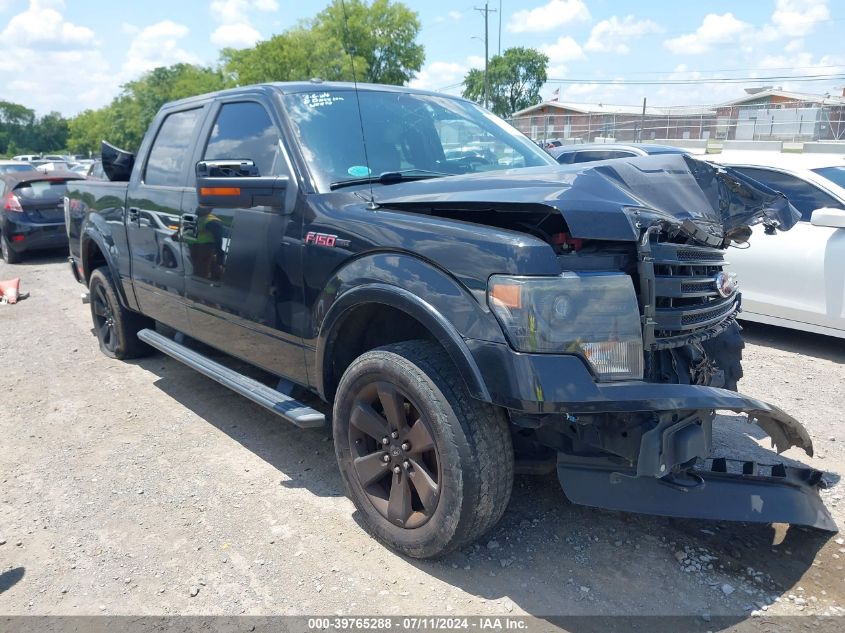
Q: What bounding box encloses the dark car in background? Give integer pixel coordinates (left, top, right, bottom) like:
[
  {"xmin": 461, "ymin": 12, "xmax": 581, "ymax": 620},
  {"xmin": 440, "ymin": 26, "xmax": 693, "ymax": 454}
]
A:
[
  {"xmin": 550, "ymin": 142, "xmax": 687, "ymax": 164},
  {"xmin": 1, "ymin": 170, "xmax": 83, "ymax": 263}
]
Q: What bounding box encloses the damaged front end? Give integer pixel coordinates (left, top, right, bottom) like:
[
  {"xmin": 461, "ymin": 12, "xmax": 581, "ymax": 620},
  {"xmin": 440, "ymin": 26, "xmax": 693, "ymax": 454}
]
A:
[
  {"xmin": 511, "ymin": 157, "xmax": 834, "ymax": 532},
  {"xmin": 552, "ymin": 404, "xmax": 835, "ymax": 532},
  {"xmin": 381, "ymin": 154, "xmax": 833, "ymax": 531}
]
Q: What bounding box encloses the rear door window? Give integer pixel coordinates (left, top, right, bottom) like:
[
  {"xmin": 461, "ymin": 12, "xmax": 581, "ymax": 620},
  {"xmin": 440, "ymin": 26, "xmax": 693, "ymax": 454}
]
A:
[
  {"xmin": 145, "ymin": 108, "xmax": 203, "ymax": 187},
  {"xmin": 733, "ymin": 167, "xmax": 845, "ymax": 221},
  {"xmin": 203, "ymin": 102, "xmax": 281, "ymax": 177}
]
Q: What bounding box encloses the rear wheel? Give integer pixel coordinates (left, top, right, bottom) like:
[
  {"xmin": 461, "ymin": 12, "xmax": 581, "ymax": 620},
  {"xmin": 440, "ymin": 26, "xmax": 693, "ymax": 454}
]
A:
[
  {"xmin": 333, "ymin": 340, "xmax": 513, "ymax": 558},
  {"xmin": 0, "ymin": 233, "xmax": 21, "ymax": 264},
  {"xmin": 89, "ymin": 266, "xmax": 153, "ymax": 359}
]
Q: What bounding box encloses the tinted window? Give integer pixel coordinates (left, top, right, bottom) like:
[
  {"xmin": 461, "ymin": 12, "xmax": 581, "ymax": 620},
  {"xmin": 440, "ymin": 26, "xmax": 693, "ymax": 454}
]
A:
[
  {"xmin": 204, "ymin": 102, "xmax": 280, "ymax": 177},
  {"xmin": 145, "ymin": 109, "xmax": 202, "ymax": 186},
  {"xmin": 812, "ymin": 166, "xmax": 845, "ymax": 189},
  {"xmin": 733, "ymin": 167, "xmax": 844, "ymax": 221},
  {"xmin": 13, "ymin": 179, "xmax": 72, "ymax": 200},
  {"xmin": 555, "ymin": 151, "xmax": 577, "ymax": 164},
  {"xmin": 572, "ymin": 150, "xmax": 637, "ymax": 163}
]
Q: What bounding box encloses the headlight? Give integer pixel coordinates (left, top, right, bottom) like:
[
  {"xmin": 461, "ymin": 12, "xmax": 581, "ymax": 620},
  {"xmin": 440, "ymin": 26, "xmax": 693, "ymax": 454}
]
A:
[{"xmin": 488, "ymin": 273, "xmax": 644, "ymax": 380}]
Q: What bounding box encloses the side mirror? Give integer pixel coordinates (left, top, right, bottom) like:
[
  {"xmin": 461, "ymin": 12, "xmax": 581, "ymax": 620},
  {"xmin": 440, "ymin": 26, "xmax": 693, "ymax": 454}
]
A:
[
  {"xmin": 195, "ymin": 159, "xmax": 288, "ymax": 210},
  {"xmin": 810, "ymin": 207, "xmax": 845, "ymax": 229}
]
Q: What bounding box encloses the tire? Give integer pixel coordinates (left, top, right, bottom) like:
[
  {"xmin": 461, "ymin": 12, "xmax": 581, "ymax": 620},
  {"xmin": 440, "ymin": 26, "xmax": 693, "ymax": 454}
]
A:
[
  {"xmin": 89, "ymin": 266, "xmax": 153, "ymax": 359},
  {"xmin": 333, "ymin": 340, "xmax": 513, "ymax": 559},
  {"xmin": 1, "ymin": 233, "xmax": 21, "ymax": 264}
]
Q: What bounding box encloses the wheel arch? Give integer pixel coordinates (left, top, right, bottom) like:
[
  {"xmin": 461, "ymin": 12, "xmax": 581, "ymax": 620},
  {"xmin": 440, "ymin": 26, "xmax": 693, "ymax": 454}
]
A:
[
  {"xmin": 316, "ymin": 283, "xmax": 491, "ymax": 404},
  {"xmin": 81, "ymin": 229, "xmax": 135, "ymax": 310}
]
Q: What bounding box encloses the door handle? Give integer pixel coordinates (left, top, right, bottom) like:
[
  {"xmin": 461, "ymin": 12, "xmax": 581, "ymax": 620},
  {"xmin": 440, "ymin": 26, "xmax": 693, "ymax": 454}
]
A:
[{"xmin": 127, "ymin": 207, "xmax": 140, "ymax": 222}]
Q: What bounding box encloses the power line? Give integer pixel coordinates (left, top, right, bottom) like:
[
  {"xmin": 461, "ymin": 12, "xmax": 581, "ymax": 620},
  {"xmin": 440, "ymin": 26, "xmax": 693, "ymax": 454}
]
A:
[
  {"xmin": 605, "ymin": 64, "xmax": 845, "ymax": 76},
  {"xmin": 545, "ymin": 73, "xmax": 845, "ymax": 85}
]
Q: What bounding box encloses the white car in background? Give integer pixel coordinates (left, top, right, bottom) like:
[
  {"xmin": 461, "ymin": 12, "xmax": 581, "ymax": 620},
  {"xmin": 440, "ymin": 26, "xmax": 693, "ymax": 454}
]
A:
[{"xmin": 706, "ymin": 152, "xmax": 845, "ymax": 338}]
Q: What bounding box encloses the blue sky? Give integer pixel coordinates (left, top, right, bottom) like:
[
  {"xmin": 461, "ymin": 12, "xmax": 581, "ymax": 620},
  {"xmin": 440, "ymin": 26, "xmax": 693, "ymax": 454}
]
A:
[{"xmin": 0, "ymin": 0, "xmax": 841, "ymax": 116}]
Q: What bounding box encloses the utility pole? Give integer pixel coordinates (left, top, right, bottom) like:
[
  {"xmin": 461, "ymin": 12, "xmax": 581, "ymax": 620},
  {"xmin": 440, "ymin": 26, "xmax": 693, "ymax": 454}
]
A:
[
  {"xmin": 474, "ymin": 2, "xmax": 497, "ymax": 110},
  {"xmin": 639, "ymin": 97, "xmax": 647, "ymax": 142},
  {"xmin": 498, "ymin": 0, "xmax": 502, "ymax": 56}
]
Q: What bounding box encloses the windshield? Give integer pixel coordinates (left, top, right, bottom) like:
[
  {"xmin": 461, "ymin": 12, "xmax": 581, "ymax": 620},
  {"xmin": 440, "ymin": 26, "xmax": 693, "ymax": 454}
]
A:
[
  {"xmin": 282, "ymin": 89, "xmax": 555, "ymax": 192},
  {"xmin": 812, "ymin": 166, "xmax": 845, "ymax": 190}
]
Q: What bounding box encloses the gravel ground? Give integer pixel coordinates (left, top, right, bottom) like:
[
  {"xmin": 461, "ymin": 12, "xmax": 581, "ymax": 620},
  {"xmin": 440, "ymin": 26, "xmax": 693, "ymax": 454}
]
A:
[{"xmin": 1, "ymin": 252, "xmax": 844, "ymax": 626}]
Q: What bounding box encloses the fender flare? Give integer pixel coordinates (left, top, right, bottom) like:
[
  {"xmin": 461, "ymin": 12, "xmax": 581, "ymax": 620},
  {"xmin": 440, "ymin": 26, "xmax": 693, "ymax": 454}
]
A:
[
  {"xmin": 316, "ymin": 283, "xmax": 492, "ymax": 403},
  {"xmin": 81, "ymin": 227, "xmax": 135, "ymax": 310}
]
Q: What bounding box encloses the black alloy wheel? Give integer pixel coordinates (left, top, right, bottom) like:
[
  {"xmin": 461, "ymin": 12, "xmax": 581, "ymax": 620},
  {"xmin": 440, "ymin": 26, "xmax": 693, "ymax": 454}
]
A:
[
  {"xmin": 92, "ymin": 281, "xmax": 118, "ymax": 353},
  {"xmin": 88, "ymin": 266, "xmax": 153, "ymax": 359},
  {"xmin": 348, "ymin": 381, "xmax": 441, "ymax": 528},
  {"xmin": 333, "ymin": 340, "xmax": 514, "ymax": 558}
]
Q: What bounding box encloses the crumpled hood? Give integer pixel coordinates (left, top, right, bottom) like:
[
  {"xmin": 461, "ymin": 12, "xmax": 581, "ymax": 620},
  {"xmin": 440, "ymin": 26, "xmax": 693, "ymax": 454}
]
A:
[{"xmin": 376, "ymin": 154, "xmax": 800, "ymax": 243}]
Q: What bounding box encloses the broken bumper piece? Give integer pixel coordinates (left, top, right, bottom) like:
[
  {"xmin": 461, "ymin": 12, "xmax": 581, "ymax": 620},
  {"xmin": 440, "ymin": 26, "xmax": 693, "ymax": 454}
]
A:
[{"xmin": 557, "ymin": 455, "xmax": 837, "ymax": 532}]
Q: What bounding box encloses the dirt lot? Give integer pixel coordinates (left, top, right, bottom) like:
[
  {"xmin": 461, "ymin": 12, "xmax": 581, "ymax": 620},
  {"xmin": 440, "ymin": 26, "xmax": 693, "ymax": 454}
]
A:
[{"xmin": 1, "ymin": 252, "xmax": 845, "ymax": 627}]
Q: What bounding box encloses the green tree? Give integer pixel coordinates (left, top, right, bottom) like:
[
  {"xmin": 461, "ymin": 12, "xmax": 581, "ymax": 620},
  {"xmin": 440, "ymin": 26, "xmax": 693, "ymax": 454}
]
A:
[
  {"xmin": 221, "ymin": 26, "xmax": 360, "ymax": 86},
  {"xmin": 462, "ymin": 47, "xmax": 549, "ymax": 118},
  {"xmin": 67, "ymin": 63, "xmax": 225, "ymax": 154},
  {"xmin": 67, "ymin": 108, "xmax": 111, "ymax": 156},
  {"xmin": 315, "ymin": 0, "xmax": 424, "ymax": 84},
  {"xmin": 223, "ymin": 0, "xmax": 422, "ymax": 86},
  {"xmin": 0, "ymin": 101, "xmax": 36, "ymax": 154},
  {"xmin": 32, "ymin": 112, "xmax": 69, "ymax": 152}
]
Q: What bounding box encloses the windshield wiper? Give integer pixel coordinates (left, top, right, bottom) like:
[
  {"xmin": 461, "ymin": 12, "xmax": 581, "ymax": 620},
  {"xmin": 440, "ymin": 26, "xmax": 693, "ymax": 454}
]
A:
[{"xmin": 330, "ymin": 169, "xmax": 452, "ymax": 190}]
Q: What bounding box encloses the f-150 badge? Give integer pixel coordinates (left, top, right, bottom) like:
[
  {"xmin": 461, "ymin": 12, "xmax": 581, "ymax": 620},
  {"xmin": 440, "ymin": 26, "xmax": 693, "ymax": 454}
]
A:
[{"xmin": 305, "ymin": 232, "xmax": 350, "ymax": 248}]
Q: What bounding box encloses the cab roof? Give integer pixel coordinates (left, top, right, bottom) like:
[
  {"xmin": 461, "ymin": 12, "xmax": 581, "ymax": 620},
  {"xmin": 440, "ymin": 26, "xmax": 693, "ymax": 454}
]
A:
[{"xmin": 163, "ymin": 81, "xmax": 470, "ymax": 110}]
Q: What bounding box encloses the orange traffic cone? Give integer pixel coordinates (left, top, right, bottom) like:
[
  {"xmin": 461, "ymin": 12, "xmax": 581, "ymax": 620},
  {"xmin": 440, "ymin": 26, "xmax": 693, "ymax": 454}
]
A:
[{"xmin": 0, "ymin": 278, "xmax": 20, "ymax": 304}]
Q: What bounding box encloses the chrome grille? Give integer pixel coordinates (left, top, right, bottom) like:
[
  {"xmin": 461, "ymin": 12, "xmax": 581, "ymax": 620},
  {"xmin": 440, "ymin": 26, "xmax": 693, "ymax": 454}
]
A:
[{"xmin": 638, "ymin": 238, "xmax": 739, "ymax": 350}]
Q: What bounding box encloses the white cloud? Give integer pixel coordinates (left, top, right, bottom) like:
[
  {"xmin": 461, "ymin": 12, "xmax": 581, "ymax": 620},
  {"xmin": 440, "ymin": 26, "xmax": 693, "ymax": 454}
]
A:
[
  {"xmin": 409, "ymin": 57, "xmax": 484, "ymax": 94},
  {"xmin": 664, "ymin": 13, "xmax": 752, "ymax": 55},
  {"xmin": 540, "ymin": 36, "xmax": 584, "ymax": 63},
  {"xmin": 0, "ymin": 0, "xmax": 115, "ymax": 115},
  {"xmin": 585, "ymin": 15, "xmax": 662, "ymax": 54},
  {"xmin": 546, "ymin": 64, "xmax": 569, "ymax": 79},
  {"xmin": 0, "ymin": 0, "xmax": 94, "ymax": 50},
  {"xmin": 508, "ymin": 0, "xmax": 590, "ymax": 34},
  {"xmin": 757, "ymin": 50, "xmax": 844, "ymax": 80},
  {"xmin": 767, "ymin": 0, "xmax": 829, "ymax": 38},
  {"xmin": 448, "ymin": 10, "xmax": 461, "ymax": 21},
  {"xmin": 122, "ymin": 20, "xmax": 199, "ymax": 77},
  {"xmin": 211, "ymin": 22, "xmax": 262, "ymax": 48},
  {"xmin": 785, "ymin": 38, "xmax": 804, "ymax": 53},
  {"xmin": 209, "ymin": 0, "xmax": 278, "ymax": 23},
  {"xmin": 209, "ymin": 0, "xmax": 276, "ymax": 48}
]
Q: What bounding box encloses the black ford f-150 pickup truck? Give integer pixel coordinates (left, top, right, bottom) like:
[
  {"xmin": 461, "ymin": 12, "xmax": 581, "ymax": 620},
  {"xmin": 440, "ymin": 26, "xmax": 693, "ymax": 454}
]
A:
[{"xmin": 65, "ymin": 81, "xmax": 836, "ymax": 558}]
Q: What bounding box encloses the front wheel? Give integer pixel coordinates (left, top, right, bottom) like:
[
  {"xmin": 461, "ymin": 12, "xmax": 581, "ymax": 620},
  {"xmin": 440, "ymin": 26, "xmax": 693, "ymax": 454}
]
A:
[
  {"xmin": 333, "ymin": 340, "xmax": 513, "ymax": 558},
  {"xmin": 89, "ymin": 267, "xmax": 153, "ymax": 359}
]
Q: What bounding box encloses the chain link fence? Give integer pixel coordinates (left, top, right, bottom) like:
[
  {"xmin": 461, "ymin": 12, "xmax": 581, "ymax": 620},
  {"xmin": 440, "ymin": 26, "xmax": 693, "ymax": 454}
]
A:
[{"xmin": 508, "ymin": 101, "xmax": 845, "ymax": 146}]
